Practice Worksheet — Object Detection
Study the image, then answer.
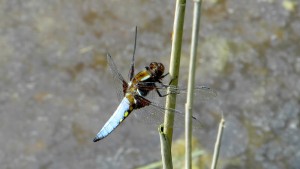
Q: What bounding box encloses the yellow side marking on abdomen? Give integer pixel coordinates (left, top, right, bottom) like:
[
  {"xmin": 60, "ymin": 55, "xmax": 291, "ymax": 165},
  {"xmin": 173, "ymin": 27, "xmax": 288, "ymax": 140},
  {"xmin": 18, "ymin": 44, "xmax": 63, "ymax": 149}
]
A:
[
  {"xmin": 120, "ymin": 111, "xmax": 130, "ymax": 123},
  {"xmin": 124, "ymin": 111, "xmax": 129, "ymax": 117}
]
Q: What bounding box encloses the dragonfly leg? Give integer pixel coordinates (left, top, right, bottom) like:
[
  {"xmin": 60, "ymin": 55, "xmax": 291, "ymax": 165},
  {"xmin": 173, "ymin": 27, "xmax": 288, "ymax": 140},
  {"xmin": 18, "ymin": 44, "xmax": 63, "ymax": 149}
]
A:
[
  {"xmin": 156, "ymin": 78, "xmax": 182, "ymax": 95},
  {"xmin": 160, "ymin": 72, "xmax": 169, "ymax": 79},
  {"xmin": 168, "ymin": 76, "xmax": 178, "ymax": 85},
  {"xmin": 156, "ymin": 75, "xmax": 179, "ymax": 89},
  {"xmin": 155, "ymin": 87, "xmax": 171, "ymax": 97}
]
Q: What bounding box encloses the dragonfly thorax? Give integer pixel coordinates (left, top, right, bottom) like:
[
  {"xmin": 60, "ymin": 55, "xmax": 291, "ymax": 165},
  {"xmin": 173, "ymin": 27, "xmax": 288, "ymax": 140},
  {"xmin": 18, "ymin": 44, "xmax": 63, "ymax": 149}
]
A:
[{"xmin": 126, "ymin": 62, "xmax": 166, "ymax": 97}]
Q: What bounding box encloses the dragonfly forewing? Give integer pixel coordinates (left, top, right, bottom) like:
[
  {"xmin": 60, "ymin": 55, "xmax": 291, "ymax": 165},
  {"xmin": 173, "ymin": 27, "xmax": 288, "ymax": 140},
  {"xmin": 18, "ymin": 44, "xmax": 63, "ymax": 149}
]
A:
[
  {"xmin": 136, "ymin": 82, "xmax": 217, "ymax": 102},
  {"xmin": 169, "ymin": 85, "xmax": 218, "ymax": 101}
]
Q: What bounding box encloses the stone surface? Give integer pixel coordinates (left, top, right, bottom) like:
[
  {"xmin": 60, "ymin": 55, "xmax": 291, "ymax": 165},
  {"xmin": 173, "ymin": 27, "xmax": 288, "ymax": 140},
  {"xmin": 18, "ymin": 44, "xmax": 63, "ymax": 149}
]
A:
[{"xmin": 0, "ymin": 0, "xmax": 299, "ymax": 168}]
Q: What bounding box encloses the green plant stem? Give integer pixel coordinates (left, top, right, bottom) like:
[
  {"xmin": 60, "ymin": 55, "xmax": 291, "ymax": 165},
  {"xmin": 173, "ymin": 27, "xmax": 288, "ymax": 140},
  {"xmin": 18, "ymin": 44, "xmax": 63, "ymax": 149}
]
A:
[
  {"xmin": 185, "ymin": 1, "xmax": 202, "ymax": 169},
  {"xmin": 161, "ymin": 0, "xmax": 186, "ymax": 168},
  {"xmin": 163, "ymin": 0, "xmax": 186, "ymax": 145},
  {"xmin": 210, "ymin": 117, "xmax": 225, "ymax": 169},
  {"xmin": 159, "ymin": 125, "xmax": 173, "ymax": 169},
  {"xmin": 136, "ymin": 150, "xmax": 205, "ymax": 169}
]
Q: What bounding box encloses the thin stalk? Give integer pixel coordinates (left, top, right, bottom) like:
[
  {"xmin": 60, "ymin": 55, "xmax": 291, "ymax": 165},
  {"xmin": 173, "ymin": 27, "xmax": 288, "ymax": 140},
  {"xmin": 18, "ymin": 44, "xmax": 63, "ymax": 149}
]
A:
[
  {"xmin": 210, "ymin": 117, "xmax": 225, "ymax": 169},
  {"xmin": 136, "ymin": 150, "xmax": 205, "ymax": 169},
  {"xmin": 161, "ymin": 0, "xmax": 187, "ymax": 168},
  {"xmin": 163, "ymin": 0, "xmax": 186, "ymax": 145},
  {"xmin": 185, "ymin": 1, "xmax": 202, "ymax": 169},
  {"xmin": 159, "ymin": 126, "xmax": 173, "ymax": 169}
]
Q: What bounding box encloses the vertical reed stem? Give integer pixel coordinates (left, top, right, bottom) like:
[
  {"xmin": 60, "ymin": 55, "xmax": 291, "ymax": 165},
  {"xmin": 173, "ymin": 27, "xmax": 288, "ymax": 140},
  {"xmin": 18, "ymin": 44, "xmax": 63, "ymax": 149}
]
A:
[
  {"xmin": 210, "ymin": 118, "xmax": 225, "ymax": 169},
  {"xmin": 161, "ymin": 0, "xmax": 186, "ymax": 168},
  {"xmin": 164, "ymin": 0, "xmax": 186, "ymax": 145},
  {"xmin": 159, "ymin": 126, "xmax": 173, "ymax": 169},
  {"xmin": 185, "ymin": 1, "xmax": 202, "ymax": 169}
]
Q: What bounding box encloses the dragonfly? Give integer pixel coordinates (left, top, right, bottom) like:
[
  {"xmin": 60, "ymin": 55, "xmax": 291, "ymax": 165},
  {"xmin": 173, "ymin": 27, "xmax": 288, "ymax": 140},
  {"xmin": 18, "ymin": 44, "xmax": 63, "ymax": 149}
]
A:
[{"xmin": 93, "ymin": 27, "xmax": 217, "ymax": 142}]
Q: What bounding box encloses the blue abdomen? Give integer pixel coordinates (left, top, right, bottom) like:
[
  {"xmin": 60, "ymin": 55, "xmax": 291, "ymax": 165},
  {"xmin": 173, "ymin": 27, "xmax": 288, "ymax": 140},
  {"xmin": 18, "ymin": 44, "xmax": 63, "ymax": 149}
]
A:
[{"xmin": 93, "ymin": 97, "xmax": 131, "ymax": 142}]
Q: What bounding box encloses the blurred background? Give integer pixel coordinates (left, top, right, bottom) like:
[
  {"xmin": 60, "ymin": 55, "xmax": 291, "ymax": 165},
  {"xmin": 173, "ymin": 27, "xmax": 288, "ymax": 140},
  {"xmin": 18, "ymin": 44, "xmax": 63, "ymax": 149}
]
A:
[{"xmin": 0, "ymin": 0, "xmax": 299, "ymax": 169}]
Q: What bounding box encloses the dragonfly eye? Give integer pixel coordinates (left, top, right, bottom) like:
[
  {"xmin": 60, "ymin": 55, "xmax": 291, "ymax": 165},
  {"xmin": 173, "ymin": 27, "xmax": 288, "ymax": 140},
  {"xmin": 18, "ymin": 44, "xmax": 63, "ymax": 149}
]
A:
[
  {"xmin": 155, "ymin": 63, "xmax": 164, "ymax": 77},
  {"xmin": 148, "ymin": 62, "xmax": 165, "ymax": 77}
]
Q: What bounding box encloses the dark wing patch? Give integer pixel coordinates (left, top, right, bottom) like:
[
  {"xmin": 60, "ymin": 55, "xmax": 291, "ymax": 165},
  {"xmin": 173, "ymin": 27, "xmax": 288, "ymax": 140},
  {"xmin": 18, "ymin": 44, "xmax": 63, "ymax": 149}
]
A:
[{"xmin": 133, "ymin": 95, "xmax": 151, "ymax": 109}]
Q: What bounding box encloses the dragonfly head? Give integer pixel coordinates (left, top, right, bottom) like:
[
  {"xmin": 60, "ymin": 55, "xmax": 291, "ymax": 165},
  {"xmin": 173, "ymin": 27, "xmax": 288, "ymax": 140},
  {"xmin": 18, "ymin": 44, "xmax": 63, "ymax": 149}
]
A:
[{"xmin": 148, "ymin": 62, "xmax": 165, "ymax": 78}]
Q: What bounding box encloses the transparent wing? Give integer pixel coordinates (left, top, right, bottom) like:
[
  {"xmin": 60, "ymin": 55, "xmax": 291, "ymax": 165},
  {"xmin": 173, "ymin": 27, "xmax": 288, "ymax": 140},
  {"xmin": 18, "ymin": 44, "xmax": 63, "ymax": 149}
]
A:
[
  {"xmin": 162, "ymin": 85, "xmax": 218, "ymax": 104},
  {"xmin": 132, "ymin": 85, "xmax": 218, "ymax": 130},
  {"xmin": 106, "ymin": 53, "xmax": 128, "ymax": 102},
  {"xmin": 136, "ymin": 82, "xmax": 217, "ymax": 102},
  {"xmin": 133, "ymin": 96, "xmax": 205, "ymax": 130}
]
